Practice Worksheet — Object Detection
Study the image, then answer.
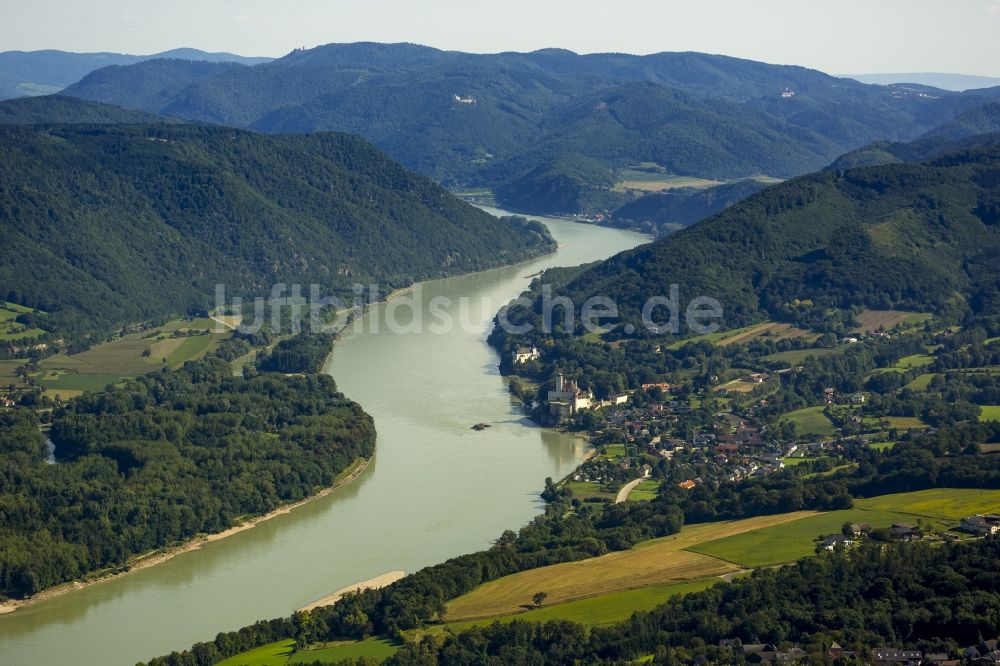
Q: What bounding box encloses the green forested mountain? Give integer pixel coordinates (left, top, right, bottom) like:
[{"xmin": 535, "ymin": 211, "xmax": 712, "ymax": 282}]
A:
[
  {"xmin": 0, "ymin": 95, "xmax": 164, "ymax": 124},
  {"xmin": 500, "ymin": 142, "xmax": 1000, "ymax": 337},
  {"xmin": 58, "ymin": 43, "xmax": 1000, "ymax": 210},
  {"xmin": 0, "ymin": 123, "xmax": 554, "ymax": 340},
  {"xmin": 828, "ymin": 102, "xmax": 1000, "ymax": 170},
  {"xmin": 0, "ymin": 48, "xmax": 270, "ymax": 100}
]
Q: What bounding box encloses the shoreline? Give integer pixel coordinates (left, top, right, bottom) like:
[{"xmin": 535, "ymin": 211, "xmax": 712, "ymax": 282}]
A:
[
  {"xmin": 0, "ymin": 456, "xmax": 373, "ymax": 616},
  {"xmin": 298, "ymin": 570, "xmax": 407, "ymax": 612}
]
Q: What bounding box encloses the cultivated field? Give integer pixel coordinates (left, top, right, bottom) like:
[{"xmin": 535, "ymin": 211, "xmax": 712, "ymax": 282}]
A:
[
  {"xmin": 906, "ymin": 373, "xmax": 936, "ymax": 390},
  {"xmin": 669, "ymin": 321, "xmax": 811, "ymax": 350},
  {"xmin": 689, "ymin": 489, "xmax": 1000, "ymax": 567},
  {"xmin": 422, "ymin": 578, "xmax": 725, "ymax": 638},
  {"xmin": 444, "ymin": 512, "xmax": 813, "ymax": 621},
  {"xmin": 615, "ymin": 169, "xmax": 724, "ymax": 192},
  {"xmin": 761, "ymin": 346, "xmax": 846, "ymax": 365},
  {"xmin": 0, "ymin": 359, "xmax": 26, "ymax": 388},
  {"xmin": 853, "ymin": 309, "xmax": 932, "ymax": 333},
  {"xmin": 36, "ymin": 318, "xmax": 230, "ymax": 393}
]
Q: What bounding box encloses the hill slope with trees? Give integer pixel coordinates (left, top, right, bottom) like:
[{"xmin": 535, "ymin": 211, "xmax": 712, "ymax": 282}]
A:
[
  {"xmin": 493, "ymin": 141, "xmax": 1000, "ymax": 341},
  {"xmin": 0, "ymin": 123, "xmax": 555, "ymax": 341}
]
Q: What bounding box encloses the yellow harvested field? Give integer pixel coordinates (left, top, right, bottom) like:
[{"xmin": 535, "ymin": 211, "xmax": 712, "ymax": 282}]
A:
[{"xmin": 445, "ymin": 512, "xmax": 814, "ymax": 621}]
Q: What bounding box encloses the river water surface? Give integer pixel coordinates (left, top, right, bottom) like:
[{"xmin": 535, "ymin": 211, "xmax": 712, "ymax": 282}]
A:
[{"xmin": 0, "ymin": 209, "xmax": 648, "ymax": 665}]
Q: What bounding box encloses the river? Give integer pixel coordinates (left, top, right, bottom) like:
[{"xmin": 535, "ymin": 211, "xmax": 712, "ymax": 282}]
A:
[{"xmin": 0, "ymin": 209, "xmax": 648, "ymax": 665}]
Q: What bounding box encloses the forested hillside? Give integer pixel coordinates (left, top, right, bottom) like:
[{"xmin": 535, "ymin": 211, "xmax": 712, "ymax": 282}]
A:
[
  {"xmin": 59, "ymin": 43, "xmax": 1000, "ymax": 211},
  {"xmin": 0, "ymin": 95, "xmax": 164, "ymax": 124},
  {"xmin": 496, "ymin": 143, "xmax": 1000, "ymax": 340},
  {"xmin": 0, "ymin": 123, "xmax": 555, "ymax": 341},
  {"xmin": 0, "ymin": 336, "xmax": 374, "ymax": 600}
]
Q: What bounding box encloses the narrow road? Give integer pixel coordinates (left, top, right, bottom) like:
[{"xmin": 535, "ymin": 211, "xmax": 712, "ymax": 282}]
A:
[{"xmin": 615, "ymin": 474, "xmax": 651, "ymax": 503}]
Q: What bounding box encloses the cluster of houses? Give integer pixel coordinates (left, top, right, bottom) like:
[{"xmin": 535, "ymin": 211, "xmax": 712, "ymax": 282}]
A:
[
  {"xmin": 0, "ymin": 395, "xmax": 15, "ymax": 408},
  {"xmin": 959, "ymin": 514, "xmax": 1000, "ymax": 536},
  {"xmin": 824, "ymin": 387, "xmax": 868, "ymax": 404},
  {"xmin": 717, "ymin": 638, "xmax": 1000, "ymax": 665}
]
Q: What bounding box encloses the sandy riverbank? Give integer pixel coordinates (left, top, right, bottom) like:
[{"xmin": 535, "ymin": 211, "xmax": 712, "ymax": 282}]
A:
[
  {"xmin": 298, "ymin": 570, "xmax": 407, "ymax": 612},
  {"xmin": 0, "ymin": 456, "xmax": 372, "ymax": 616}
]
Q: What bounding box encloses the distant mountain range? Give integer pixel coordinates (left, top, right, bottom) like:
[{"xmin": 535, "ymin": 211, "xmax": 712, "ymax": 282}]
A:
[
  {"xmin": 53, "ymin": 43, "xmax": 1000, "ymax": 214},
  {"xmin": 846, "ymin": 72, "xmax": 1000, "ymax": 92},
  {"xmin": 0, "ymin": 48, "xmax": 271, "ymax": 100}
]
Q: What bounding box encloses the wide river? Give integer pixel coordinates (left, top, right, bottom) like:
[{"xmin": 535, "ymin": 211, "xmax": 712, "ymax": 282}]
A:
[{"xmin": 0, "ymin": 209, "xmax": 648, "ymax": 665}]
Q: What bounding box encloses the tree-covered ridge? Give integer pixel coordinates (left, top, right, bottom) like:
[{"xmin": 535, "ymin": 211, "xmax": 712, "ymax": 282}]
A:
[
  {"xmin": 0, "ymin": 338, "xmax": 375, "ymax": 600},
  {"xmin": 0, "ymin": 95, "xmax": 165, "ymax": 124},
  {"xmin": 500, "ymin": 145, "xmax": 1000, "ymax": 339},
  {"xmin": 0, "ymin": 123, "xmax": 555, "ymax": 341},
  {"xmin": 58, "ymin": 42, "xmax": 1000, "ymax": 210}
]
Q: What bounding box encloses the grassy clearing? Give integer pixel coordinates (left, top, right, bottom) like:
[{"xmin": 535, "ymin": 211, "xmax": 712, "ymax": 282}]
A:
[
  {"xmin": 688, "ymin": 509, "xmax": 922, "ymax": 567},
  {"xmin": 217, "ymin": 640, "xmax": 295, "ymax": 666},
  {"xmin": 853, "ymin": 310, "xmax": 932, "ymax": 333},
  {"xmin": 867, "ymin": 441, "xmax": 896, "ymax": 451},
  {"xmin": 165, "ymin": 334, "xmax": 217, "ymax": 367},
  {"xmin": 689, "ymin": 489, "xmax": 1000, "ymax": 568},
  {"xmin": 981, "ymin": 406, "xmax": 1000, "ymax": 422},
  {"xmin": 564, "ymin": 481, "xmax": 616, "ymax": 500},
  {"xmin": 668, "ymin": 322, "xmax": 810, "ymax": 350},
  {"xmin": 906, "ymin": 373, "xmax": 936, "ymax": 391},
  {"xmin": 444, "ymin": 512, "xmax": 812, "ymax": 621},
  {"xmin": 218, "ymin": 637, "xmax": 398, "ymax": 666},
  {"xmin": 35, "ymin": 318, "xmax": 230, "ymax": 393},
  {"xmin": 895, "ymin": 354, "xmax": 934, "ymax": 370},
  {"xmin": 423, "ymin": 578, "xmax": 724, "ymax": 637},
  {"xmin": 883, "ymin": 416, "xmax": 930, "ymax": 429},
  {"xmin": 37, "ymin": 371, "xmax": 122, "ymax": 392},
  {"xmin": 856, "ymin": 489, "xmax": 1000, "ymax": 520},
  {"xmin": 0, "ymin": 303, "xmax": 45, "ymax": 340},
  {"xmin": 628, "ymin": 480, "xmax": 660, "ymax": 501},
  {"xmin": 615, "ymin": 170, "xmax": 724, "ymax": 192},
  {"xmin": 780, "ymin": 406, "xmax": 837, "ymax": 438},
  {"xmin": 289, "ymin": 639, "xmax": 398, "ymax": 664},
  {"xmin": 715, "ymin": 379, "xmax": 758, "ymax": 394},
  {"xmin": 0, "ymin": 359, "xmax": 26, "ymax": 387}
]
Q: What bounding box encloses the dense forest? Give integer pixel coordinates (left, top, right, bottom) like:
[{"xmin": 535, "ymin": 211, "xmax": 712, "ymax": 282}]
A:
[
  {"xmin": 0, "ymin": 337, "xmax": 374, "ymax": 600},
  {"xmin": 491, "ymin": 143, "xmax": 1000, "ymax": 345},
  {"xmin": 0, "ymin": 94, "xmax": 164, "ymax": 124},
  {"xmin": 0, "ymin": 122, "xmax": 555, "ymax": 341},
  {"xmin": 57, "ymin": 42, "xmax": 1000, "ymax": 211}
]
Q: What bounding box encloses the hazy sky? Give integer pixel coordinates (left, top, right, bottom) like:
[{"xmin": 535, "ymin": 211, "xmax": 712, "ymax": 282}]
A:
[{"xmin": 3, "ymin": 0, "xmax": 999, "ymax": 76}]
